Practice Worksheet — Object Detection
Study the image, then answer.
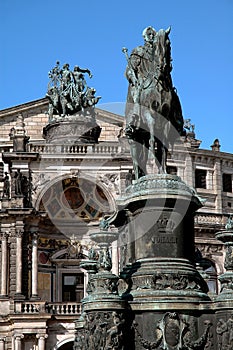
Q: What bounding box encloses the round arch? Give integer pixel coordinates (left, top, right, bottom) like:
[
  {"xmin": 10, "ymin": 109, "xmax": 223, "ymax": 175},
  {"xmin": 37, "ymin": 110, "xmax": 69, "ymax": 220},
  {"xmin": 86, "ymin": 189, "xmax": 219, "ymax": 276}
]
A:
[
  {"xmin": 198, "ymin": 256, "xmax": 219, "ymax": 294},
  {"xmin": 34, "ymin": 172, "xmax": 117, "ymax": 222},
  {"xmin": 54, "ymin": 337, "xmax": 74, "ymax": 350}
]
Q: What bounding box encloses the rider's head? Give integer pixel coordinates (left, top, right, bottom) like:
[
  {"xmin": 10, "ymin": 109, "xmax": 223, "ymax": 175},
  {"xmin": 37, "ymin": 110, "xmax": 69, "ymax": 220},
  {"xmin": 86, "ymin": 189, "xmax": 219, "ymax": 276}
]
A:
[{"xmin": 142, "ymin": 26, "xmax": 156, "ymax": 44}]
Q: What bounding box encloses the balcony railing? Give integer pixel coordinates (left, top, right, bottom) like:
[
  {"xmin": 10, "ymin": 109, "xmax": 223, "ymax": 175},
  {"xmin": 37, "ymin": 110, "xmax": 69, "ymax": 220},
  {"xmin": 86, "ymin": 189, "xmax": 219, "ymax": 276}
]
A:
[
  {"xmin": 194, "ymin": 213, "xmax": 226, "ymax": 226},
  {"xmin": 46, "ymin": 302, "xmax": 82, "ymax": 315},
  {"xmin": 14, "ymin": 301, "xmax": 82, "ymax": 315},
  {"xmin": 26, "ymin": 142, "xmax": 126, "ymax": 155}
]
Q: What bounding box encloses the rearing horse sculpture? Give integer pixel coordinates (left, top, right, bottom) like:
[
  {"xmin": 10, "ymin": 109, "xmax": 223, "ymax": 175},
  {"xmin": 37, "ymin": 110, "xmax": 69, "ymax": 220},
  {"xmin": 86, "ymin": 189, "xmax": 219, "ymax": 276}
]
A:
[{"xmin": 123, "ymin": 26, "xmax": 184, "ymax": 179}]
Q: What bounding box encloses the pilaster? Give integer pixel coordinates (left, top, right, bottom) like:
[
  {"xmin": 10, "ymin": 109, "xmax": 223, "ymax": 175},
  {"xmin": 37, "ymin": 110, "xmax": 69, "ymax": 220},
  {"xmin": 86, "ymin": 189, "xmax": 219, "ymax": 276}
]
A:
[
  {"xmin": 0, "ymin": 338, "xmax": 6, "ymax": 350},
  {"xmin": 14, "ymin": 219, "xmax": 25, "ymax": 300},
  {"xmin": 30, "ymin": 222, "xmax": 40, "ymax": 300},
  {"xmin": 36, "ymin": 334, "xmax": 48, "ymax": 350},
  {"xmin": 14, "ymin": 334, "xmax": 24, "ymax": 350},
  {"xmin": 0, "ymin": 224, "xmax": 9, "ymax": 298}
]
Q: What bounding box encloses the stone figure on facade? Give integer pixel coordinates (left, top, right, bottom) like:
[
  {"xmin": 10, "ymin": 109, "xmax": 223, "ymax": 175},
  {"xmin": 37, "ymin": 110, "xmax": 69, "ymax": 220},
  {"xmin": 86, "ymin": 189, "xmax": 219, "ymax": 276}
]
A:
[
  {"xmin": 9, "ymin": 114, "xmax": 30, "ymax": 152},
  {"xmin": 2, "ymin": 172, "xmax": 10, "ymax": 198},
  {"xmin": 12, "ymin": 169, "xmax": 32, "ymax": 207},
  {"xmin": 123, "ymin": 26, "xmax": 184, "ymax": 178},
  {"xmin": 184, "ymin": 119, "xmax": 195, "ymax": 132},
  {"xmin": 46, "ymin": 61, "xmax": 101, "ymax": 119},
  {"xmin": 21, "ymin": 174, "xmax": 31, "ymax": 207},
  {"xmin": 14, "ymin": 169, "xmax": 23, "ymax": 196},
  {"xmin": 125, "ymin": 169, "xmax": 134, "ymax": 187}
]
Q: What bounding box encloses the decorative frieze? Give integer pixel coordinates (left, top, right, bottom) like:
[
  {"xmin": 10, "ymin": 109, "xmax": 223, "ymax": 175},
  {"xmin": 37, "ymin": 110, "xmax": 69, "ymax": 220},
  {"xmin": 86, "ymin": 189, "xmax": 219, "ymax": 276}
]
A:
[
  {"xmin": 216, "ymin": 316, "xmax": 233, "ymax": 350},
  {"xmin": 74, "ymin": 311, "xmax": 125, "ymax": 350},
  {"xmin": 133, "ymin": 312, "xmax": 212, "ymax": 350}
]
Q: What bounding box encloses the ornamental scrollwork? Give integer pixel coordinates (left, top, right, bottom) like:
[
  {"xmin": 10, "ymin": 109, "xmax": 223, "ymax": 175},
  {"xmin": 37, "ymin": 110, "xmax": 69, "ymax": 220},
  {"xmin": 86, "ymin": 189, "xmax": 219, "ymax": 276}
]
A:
[
  {"xmin": 152, "ymin": 272, "xmax": 208, "ymax": 293},
  {"xmin": 133, "ymin": 312, "xmax": 212, "ymax": 350}
]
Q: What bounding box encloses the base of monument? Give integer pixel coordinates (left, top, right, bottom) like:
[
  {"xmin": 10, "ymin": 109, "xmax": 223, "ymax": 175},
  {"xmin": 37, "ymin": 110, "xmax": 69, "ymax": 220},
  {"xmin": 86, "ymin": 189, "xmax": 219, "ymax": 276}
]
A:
[
  {"xmin": 43, "ymin": 113, "xmax": 101, "ymax": 144},
  {"xmin": 215, "ymin": 272, "xmax": 233, "ymax": 301},
  {"xmin": 120, "ymin": 257, "xmax": 210, "ymax": 302}
]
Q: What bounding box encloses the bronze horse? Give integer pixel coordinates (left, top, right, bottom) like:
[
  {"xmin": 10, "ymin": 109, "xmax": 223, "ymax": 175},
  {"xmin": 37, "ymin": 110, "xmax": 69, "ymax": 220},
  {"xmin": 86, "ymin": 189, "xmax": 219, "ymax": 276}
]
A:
[{"xmin": 124, "ymin": 27, "xmax": 184, "ymax": 179}]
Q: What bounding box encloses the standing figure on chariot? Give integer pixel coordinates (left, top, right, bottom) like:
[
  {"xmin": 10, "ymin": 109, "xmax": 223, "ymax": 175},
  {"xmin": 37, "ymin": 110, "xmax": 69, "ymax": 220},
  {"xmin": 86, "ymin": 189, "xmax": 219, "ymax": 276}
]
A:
[{"xmin": 46, "ymin": 61, "xmax": 100, "ymax": 119}]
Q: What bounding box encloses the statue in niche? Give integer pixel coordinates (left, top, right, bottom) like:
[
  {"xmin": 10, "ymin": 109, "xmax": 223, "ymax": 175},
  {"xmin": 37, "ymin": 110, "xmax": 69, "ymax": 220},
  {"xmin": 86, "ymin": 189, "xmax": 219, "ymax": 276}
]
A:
[
  {"xmin": 125, "ymin": 169, "xmax": 134, "ymax": 188},
  {"xmin": 14, "ymin": 169, "xmax": 23, "ymax": 196},
  {"xmin": 21, "ymin": 174, "xmax": 31, "ymax": 207},
  {"xmin": 2, "ymin": 172, "xmax": 10, "ymax": 198},
  {"xmin": 123, "ymin": 26, "xmax": 184, "ymax": 179},
  {"xmin": 46, "ymin": 61, "xmax": 101, "ymax": 120}
]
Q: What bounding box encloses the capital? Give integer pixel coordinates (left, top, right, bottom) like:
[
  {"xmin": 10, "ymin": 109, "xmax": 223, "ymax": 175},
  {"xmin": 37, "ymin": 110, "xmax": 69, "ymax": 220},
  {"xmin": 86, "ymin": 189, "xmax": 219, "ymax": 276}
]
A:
[
  {"xmin": 36, "ymin": 333, "xmax": 48, "ymax": 339},
  {"xmin": 14, "ymin": 334, "xmax": 24, "ymax": 340}
]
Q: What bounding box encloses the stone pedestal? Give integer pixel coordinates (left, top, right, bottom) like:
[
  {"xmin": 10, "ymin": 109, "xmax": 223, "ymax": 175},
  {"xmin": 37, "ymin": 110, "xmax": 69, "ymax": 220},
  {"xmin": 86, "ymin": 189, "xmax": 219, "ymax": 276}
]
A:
[
  {"xmin": 116, "ymin": 175, "xmax": 212, "ymax": 349},
  {"xmin": 43, "ymin": 113, "xmax": 101, "ymax": 144},
  {"xmin": 215, "ymin": 229, "xmax": 233, "ymax": 300},
  {"xmin": 75, "ymin": 174, "xmax": 214, "ymax": 349},
  {"xmin": 118, "ymin": 175, "xmax": 209, "ymax": 302},
  {"xmin": 215, "ymin": 228, "xmax": 233, "ymax": 350},
  {"xmin": 74, "ymin": 227, "xmax": 133, "ymax": 350}
]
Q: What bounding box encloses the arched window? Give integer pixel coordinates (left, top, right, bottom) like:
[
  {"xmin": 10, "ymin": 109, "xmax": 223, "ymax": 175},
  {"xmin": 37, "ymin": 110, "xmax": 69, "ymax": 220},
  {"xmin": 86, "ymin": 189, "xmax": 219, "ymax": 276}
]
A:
[
  {"xmin": 58, "ymin": 341, "xmax": 73, "ymax": 350},
  {"xmin": 196, "ymin": 256, "xmax": 218, "ymax": 294},
  {"xmin": 55, "ymin": 340, "xmax": 74, "ymax": 350}
]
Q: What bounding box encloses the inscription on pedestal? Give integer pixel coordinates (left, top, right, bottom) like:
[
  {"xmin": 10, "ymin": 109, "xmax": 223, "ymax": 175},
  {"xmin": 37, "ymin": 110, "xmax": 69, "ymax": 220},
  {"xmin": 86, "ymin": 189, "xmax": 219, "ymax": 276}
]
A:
[{"xmin": 153, "ymin": 236, "xmax": 178, "ymax": 244}]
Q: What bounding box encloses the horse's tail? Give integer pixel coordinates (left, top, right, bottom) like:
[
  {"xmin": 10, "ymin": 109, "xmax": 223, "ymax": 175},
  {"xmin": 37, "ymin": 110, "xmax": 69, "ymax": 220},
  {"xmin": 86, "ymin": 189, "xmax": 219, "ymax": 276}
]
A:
[{"xmin": 170, "ymin": 88, "xmax": 184, "ymax": 135}]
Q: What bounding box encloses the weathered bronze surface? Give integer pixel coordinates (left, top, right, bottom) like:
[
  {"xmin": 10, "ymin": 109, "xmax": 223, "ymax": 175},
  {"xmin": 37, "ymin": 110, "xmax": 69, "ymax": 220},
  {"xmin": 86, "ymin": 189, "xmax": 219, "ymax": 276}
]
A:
[
  {"xmin": 73, "ymin": 27, "xmax": 233, "ymax": 350},
  {"xmin": 46, "ymin": 61, "xmax": 101, "ymax": 119},
  {"xmin": 44, "ymin": 61, "xmax": 101, "ymax": 144},
  {"xmin": 123, "ymin": 26, "xmax": 184, "ymax": 178}
]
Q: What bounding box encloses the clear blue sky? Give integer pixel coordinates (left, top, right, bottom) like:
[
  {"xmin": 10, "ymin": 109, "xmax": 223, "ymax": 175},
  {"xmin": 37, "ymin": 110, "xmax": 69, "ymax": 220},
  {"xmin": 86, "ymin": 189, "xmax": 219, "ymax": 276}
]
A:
[{"xmin": 0, "ymin": 0, "xmax": 233, "ymax": 152}]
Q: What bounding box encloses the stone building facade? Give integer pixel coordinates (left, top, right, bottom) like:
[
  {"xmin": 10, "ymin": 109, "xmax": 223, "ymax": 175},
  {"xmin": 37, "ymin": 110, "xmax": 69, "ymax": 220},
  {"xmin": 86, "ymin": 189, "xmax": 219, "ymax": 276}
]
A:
[{"xmin": 0, "ymin": 98, "xmax": 232, "ymax": 349}]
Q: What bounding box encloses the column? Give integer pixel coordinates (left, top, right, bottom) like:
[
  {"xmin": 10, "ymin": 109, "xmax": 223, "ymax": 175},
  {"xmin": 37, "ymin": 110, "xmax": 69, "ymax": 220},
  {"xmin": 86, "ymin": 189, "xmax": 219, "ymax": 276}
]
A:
[
  {"xmin": 207, "ymin": 170, "xmax": 213, "ymax": 190},
  {"xmin": 15, "ymin": 221, "xmax": 24, "ymax": 298},
  {"xmin": 214, "ymin": 157, "xmax": 222, "ymax": 211},
  {"xmin": 0, "ymin": 232, "xmax": 8, "ymax": 297},
  {"xmin": 31, "ymin": 232, "xmax": 39, "ymax": 299},
  {"xmin": 36, "ymin": 334, "xmax": 48, "ymax": 350},
  {"xmin": 111, "ymin": 240, "xmax": 119, "ymax": 275},
  {"xmin": 14, "ymin": 334, "xmax": 24, "ymax": 350},
  {"xmin": 184, "ymin": 151, "xmax": 194, "ymax": 187},
  {"xmin": 0, "ymin": 338, "xmax": 6, "ymax": 350}
]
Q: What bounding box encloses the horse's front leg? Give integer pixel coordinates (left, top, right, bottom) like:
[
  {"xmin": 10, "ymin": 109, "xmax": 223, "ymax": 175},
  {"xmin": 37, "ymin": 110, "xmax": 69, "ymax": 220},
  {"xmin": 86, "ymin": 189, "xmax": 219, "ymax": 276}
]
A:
[
  {"xmin": 148, "ymin": 122, "xmax": 156, "ymax": 161},
  {"xmin": 157, "ymin": 143, "xmax": 167, "ymax": 174},
  {"xmin": 160, "ymin": 146, "xmax": 167, "ymax": 173},
  {"xmin": 129, "ymin": 140, "xmax": 144, "ymax": 180}
]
